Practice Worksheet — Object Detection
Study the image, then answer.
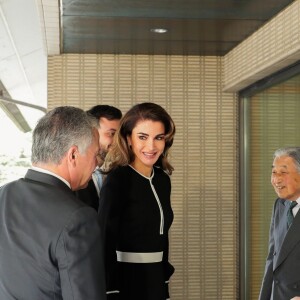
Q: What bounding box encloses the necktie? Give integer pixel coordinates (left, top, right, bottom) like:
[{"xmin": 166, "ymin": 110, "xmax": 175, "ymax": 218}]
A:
[{"xmin": 287, "ymin": 201, "xmax": 298, "ymax": 228}]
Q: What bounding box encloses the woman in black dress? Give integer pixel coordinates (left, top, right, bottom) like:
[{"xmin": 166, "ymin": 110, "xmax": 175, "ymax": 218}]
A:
[{"xmin": 99, "ymin": 102, "xmax": 176, "ymax": 300}]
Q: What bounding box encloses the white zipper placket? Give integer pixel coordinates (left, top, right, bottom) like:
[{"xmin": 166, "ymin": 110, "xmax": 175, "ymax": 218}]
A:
[
  {"xmin": 149, "ymin": 178, "xmax": 164, "ymax": 235},
  {"xmin": 128, "ymin": 165, "xmax": 164, "ymax": 235}
]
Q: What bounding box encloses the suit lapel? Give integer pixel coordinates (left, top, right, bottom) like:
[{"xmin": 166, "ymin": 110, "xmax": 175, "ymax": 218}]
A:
[{"xmin": 274, "ymin": 202, "xmax": 300, "ymax": 269}]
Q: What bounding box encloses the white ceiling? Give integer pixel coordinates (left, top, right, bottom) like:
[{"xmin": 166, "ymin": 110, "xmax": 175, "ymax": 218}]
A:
[{"xmin": 0, "ymin": 0, "xmax": 59, "ymax": 129}]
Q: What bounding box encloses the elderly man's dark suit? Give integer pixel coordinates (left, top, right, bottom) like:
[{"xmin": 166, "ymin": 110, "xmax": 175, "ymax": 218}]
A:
[
  {"xmin": 0, "ymin": 169, "xmax": 106, "ymax": 300},
  {"xmin": 259, "ymin": 198, "xmax": 300, "ymax": 300}
]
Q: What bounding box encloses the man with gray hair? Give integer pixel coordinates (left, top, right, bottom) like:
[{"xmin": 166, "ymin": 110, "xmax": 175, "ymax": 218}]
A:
[
  {"xmin": 259, "ymin": 147, "xmax": 300, "ymax": 300},
  {"xmin": 0, "ymin": 106, "xmax": 106, "ymax": 299}
]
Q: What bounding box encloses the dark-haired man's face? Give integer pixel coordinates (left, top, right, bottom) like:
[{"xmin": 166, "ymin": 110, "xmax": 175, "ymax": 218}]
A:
[{"xmin": 98, "ymin": 117, "xmax": 120, "ymax": 162}]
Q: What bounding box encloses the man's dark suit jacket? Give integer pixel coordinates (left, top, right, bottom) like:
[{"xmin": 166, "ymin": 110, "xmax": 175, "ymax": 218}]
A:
[
  {"xmin": 259, "ymin": 198, "xmax": 300, "ymax": 300},
  {"xmin": 0, "ymin": 169, "xmax": 106, "ymax": 300},
  {"xmin": 76, "ymin": 177, "xmax": 99, "ymax": 211}
]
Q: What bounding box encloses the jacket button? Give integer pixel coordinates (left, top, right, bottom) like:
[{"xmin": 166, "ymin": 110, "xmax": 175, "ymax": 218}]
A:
[
  {"xmin": 274, "ymin": 280, "xmax": 279, "ymax": 284},
  {"xmin": 294, "ymin": 284, "xmax": 298, "ymax": 288}
]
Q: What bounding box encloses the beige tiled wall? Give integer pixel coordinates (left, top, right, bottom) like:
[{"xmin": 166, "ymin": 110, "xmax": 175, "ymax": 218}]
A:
[
  {"xmin": 224, "ymin": 0, "xmax": 300, "ymax": 92},
  {"xmin": 48, "ymin": 54, "xmax": 238, "ymax": 299}
]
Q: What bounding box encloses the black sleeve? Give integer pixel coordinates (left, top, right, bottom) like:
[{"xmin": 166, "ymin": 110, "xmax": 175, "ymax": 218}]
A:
[
  {"xmin": 56, "ymin": 207, "xmax": 106, "ymax": 300},
  {"xmin": 163, "ymin": 174, "xmax": 175, "ymax": 299},
  {"xmin": 99, "ymin": 171, "xmax": 124, "ymax": 298},
  {"xmin": 163, "ymin": 233, "xmax": 175, "ymax": 299}
]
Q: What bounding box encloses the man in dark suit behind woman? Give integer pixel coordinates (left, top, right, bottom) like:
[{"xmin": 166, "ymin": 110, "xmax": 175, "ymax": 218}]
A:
[
  {"xmin": 259, "ymin": 147, "xmax": 300, "ymax": 300},
  {"xmin": 76, "ymin": 104, "xmax": 122, "ymax": 211},
  {"xmin": 0, "ymin": 106, "xmax": 106, "ymax": 300}
]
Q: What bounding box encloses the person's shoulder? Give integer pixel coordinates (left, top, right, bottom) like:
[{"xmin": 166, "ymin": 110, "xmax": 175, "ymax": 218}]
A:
[
  {"xmin": 153, "ymin": 166, "xmax": 171, "ymax": 186},
  {"xmin": 0, "ymin": 178, "xmax": 20, "ymax": 190},
  {"xmin": 104, "ymin": 166, "xmax": 130, "ymax": 187},
  {"xmin": 1, "ymin": 177, "xmax": 97, "ymax": 231},
  {"xmin": 154, "ymin": 166, "xmax": 170, "ymax": 177},
  {"xmin": 108, "ymin": 165, "xmax": 130, "ymax": 177},
  {"xmin": 0, "ymin": 179, "xmax": 21, "ymax": 199}
]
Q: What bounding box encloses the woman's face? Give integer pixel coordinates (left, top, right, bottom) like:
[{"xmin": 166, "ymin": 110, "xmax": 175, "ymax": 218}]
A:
[{"xmin": 127, "ymin": 119, "xmax": 165, "ymax": 176}]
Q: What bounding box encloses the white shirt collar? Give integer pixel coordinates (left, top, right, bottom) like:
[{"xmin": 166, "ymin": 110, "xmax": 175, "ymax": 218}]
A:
[{"xmin": 30, "ymin": 166, "xmax": 71, "ymax": 189}]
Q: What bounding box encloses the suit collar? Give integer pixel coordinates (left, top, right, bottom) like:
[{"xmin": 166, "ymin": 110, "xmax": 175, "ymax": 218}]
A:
[
  {"xmin": 30, "ymin": 166, "xmax": 70, "ymax": 188},
  {"xmin": 280, "ymin": 198, "xmax": 289, "ymax": 207},
  {"xmin": 25, "ymin": 169, "xmax": 71, "ymax": 191},
  {"xmin": 275, "ymin": 199, "xmax": 300, "ymax": 269}
]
